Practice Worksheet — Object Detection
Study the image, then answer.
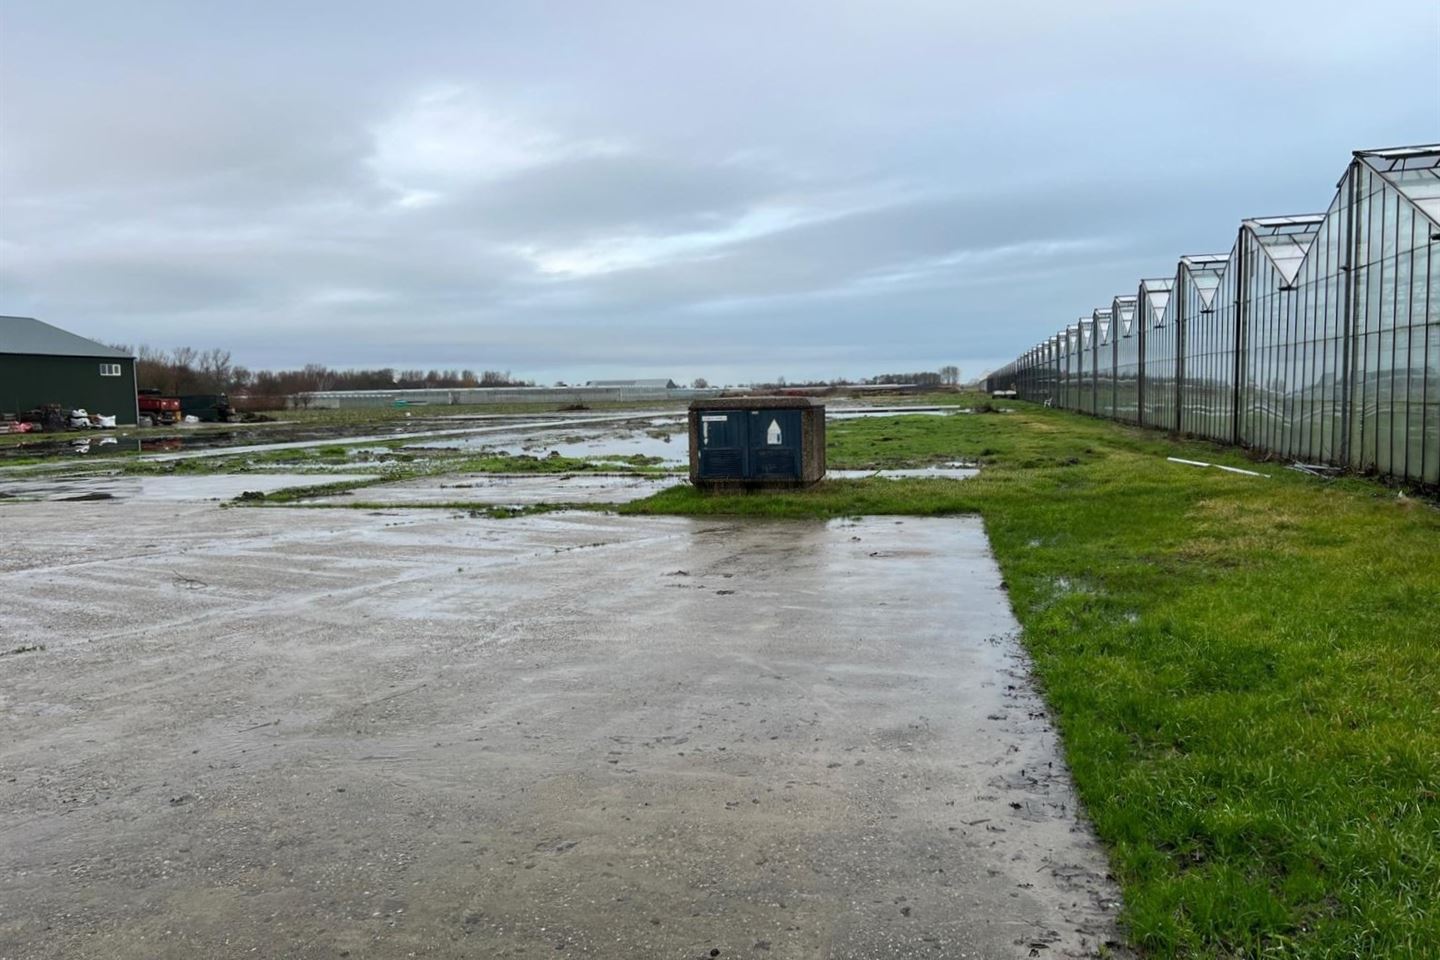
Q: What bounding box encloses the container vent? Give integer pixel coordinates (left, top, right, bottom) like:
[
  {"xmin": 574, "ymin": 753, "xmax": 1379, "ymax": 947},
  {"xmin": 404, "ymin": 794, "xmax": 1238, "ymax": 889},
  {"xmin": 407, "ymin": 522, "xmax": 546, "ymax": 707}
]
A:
[
  {"xmin": 753, "ymin": 449, "xmax": 796, "ymax": 477},
  {"xmin": 702, "ymin": 450, "xmax": 743, "ymax": 477}
]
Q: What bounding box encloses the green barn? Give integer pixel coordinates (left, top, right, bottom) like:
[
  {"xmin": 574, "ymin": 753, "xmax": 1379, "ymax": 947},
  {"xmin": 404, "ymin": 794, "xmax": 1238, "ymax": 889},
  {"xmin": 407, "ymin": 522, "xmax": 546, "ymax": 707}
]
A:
[{"xmin": 1, "ymin": 315, "xmax": 139, "ymax": 425}]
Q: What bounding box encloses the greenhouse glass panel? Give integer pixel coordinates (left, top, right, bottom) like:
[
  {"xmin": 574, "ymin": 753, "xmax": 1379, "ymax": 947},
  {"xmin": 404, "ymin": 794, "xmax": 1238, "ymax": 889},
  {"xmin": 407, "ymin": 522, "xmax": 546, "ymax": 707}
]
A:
[
  {"xmin": 1138, "ymin": 278, "xmax": 1174, "ymax": 429},
  {"xmin": 1093, "ymin": 308, "xmax": 1115, "ymax": 418},
  {"xmin": 1355, "ymin": 147, "xmax": 1440, "ymax": 483},
  {"xmin": 1177, "ymin": 254, "xmax": 1231, "ymax": 440},
  {"xmin": 1237, "ymin": 214, "xmax": 1325, "ymax": 457},
  {"xmin": 1113, "ymin": 295, "xmax": 1140, "ymax": 423}
]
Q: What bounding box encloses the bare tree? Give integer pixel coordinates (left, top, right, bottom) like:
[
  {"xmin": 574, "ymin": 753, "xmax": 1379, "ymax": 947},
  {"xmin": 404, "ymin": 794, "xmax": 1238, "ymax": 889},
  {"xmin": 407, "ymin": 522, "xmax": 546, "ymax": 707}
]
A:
[
  {"xmin": 198, "ymin": 348, "xmax": 233, "ymax": 393},
  {"xmin": 300, "ymin": 363, "xmax": 333, "ymax": 392}
]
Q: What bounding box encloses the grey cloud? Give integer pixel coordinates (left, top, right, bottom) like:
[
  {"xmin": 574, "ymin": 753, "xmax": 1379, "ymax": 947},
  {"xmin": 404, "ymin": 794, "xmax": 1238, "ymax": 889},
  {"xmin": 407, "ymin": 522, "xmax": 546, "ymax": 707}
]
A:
[
  {"xmin": 425, "ymin": 152, "xmax": 797, "ymax": 243},
  {"xmin": 1, "ymin": 0, "xmax": 1434, "ymax": 383},
  {"xmin": 543, "ymin": 181, "xmax": 1169, "ymax": 317}
]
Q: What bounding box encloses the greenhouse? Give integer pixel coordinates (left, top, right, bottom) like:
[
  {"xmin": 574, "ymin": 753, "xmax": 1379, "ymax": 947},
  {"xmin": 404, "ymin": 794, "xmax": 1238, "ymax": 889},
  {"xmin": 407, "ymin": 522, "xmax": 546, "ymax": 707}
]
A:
[
  {"xmin": 984, "ymin": 144, "xmax": 1439, "ymax": 485},
  {"xmin": 1089, "ymin": 306, "xmax": 1113, "ymax": 418},
  {"xmin": 1136, "ymin": 277, "xmax": 1173, "ymax": 428},
  {"xmin": 1111, "ymin": 295, "xmax": 1138, "ymax": 422}
]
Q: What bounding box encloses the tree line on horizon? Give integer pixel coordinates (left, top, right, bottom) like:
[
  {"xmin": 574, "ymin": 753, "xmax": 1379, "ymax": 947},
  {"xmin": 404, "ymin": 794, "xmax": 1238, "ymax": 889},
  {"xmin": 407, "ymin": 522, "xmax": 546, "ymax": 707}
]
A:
[
  {"xmin": 112, "ymin": 344, "xmax": 532, "ymax": 401},
  {"xmin": 112, "ymin": 344, "xmax": 963, "ymax": 403}
]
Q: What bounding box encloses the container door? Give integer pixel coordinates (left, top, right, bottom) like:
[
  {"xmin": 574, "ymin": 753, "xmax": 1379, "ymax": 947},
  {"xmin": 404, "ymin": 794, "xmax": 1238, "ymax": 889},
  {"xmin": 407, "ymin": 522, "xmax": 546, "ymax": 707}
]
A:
[
  {"xmin": 747, "ymin": 409, "xmax": 801, "ymax": 478},
  {"xmin": 697, "ymin": 411, "xmax": 746, "ymax": 478}
]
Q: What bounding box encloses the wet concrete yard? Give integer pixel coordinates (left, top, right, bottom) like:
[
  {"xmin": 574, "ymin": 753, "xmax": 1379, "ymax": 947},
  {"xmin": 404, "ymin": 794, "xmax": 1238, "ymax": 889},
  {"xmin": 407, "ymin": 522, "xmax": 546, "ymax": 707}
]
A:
[{"xmin": 0, "ymin": 503, "xmax": 1121, "ymax": 958}]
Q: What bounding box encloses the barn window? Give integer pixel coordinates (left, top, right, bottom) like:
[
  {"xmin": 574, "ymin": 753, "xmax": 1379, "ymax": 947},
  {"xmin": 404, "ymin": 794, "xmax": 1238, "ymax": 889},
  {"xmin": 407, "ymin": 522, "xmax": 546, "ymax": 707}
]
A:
[{"xmin": 99, "ymin": 363, "xmax": 122, "ymax": 377}]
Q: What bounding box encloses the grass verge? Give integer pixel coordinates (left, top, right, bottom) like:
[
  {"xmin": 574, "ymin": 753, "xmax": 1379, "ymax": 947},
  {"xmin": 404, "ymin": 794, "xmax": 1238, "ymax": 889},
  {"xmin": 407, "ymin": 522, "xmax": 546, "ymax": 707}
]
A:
[{"xmin": 624, "ymin": 403, "xmax": 1440, "ymax": 958}]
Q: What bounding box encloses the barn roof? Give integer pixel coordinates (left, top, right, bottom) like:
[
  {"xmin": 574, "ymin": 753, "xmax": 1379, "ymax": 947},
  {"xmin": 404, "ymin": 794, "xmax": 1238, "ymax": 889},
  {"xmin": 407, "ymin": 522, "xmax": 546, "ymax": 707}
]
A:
[{"xmin": 0, "ymin": 315, "xmax": 133, "ymax": 359}]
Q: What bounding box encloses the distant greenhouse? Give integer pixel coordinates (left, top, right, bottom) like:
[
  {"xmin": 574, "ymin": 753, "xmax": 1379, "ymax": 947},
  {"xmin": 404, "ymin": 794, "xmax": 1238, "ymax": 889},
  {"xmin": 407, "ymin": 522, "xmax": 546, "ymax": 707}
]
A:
[
  {"xmin": 585, "ymin": 378, "xmax": 679, "ymax": 389},
  {"xmin": 984, "ymin": 144, "xmax": 1440, "ymax": 486}
]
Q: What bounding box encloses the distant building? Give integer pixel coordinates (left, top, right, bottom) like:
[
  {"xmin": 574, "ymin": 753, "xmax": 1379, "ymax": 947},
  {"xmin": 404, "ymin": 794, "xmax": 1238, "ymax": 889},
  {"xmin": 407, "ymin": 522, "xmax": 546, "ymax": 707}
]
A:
[
  {"xmin": 585, "ymin": 378, "xmax": 678, "ymax": 389},
  {"xmin": 1, "ymin": 315, "xmax": 138, "ymax": 424}
]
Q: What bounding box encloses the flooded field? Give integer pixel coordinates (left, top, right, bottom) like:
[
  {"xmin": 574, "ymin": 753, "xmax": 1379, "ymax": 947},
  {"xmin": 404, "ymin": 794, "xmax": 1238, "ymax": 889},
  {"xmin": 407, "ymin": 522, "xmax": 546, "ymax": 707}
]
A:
[
  {"xmin": 409, "ymin": 418, "xmax": 688, "ymax": 467},
  {"xmin": 0, "ymin": 406, "xmax": 970, "ymax": 464},
  {"xmin": 0, "ymin": 405, "xmax": 990, "ymax": 511},
  {"xmin": 0, "ymin": 410, "xmax": 685, "ymax": 463}
]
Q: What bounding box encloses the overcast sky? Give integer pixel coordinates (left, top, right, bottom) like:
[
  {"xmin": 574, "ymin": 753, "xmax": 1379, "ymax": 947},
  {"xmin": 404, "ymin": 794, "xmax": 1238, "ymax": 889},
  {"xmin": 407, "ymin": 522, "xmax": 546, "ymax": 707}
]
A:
[{"xmin": 2, "ymin": 1, "xmax": 1436, "ymax": 384}]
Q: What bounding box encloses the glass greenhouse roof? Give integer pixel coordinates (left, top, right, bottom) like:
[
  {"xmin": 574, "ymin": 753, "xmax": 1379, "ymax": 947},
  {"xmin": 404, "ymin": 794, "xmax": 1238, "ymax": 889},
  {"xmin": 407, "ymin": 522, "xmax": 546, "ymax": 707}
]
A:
[
  {"xmin": 1140, "ymin": 277, "xmax": 1173, "ymax": 326},
  {"xmin": 1092, "ymin": 307, "xmax": 1113, "ymax": 344},
  {"xmin": 1113, "ymin": 296, "xmax": 1138, "ymax": 337},
  {"xmin": 1244, "ymin": 214, "xmax": 1325, "ymax": 286},
  {"xmin": 1357, "ymin": 145, "xmax": 1440, "ymax": 227},
  {"xmin": 1179, "ymin": 255, "xmax": 1228, "ymax": 308}
]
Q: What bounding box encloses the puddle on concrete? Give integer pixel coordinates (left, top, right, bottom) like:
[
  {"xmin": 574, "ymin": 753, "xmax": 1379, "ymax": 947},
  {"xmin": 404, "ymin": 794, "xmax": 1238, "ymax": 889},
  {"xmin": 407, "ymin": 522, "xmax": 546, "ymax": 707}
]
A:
[{"xmin": 0, "ymin": 473, "xmax": 373, "ymax": 503}]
